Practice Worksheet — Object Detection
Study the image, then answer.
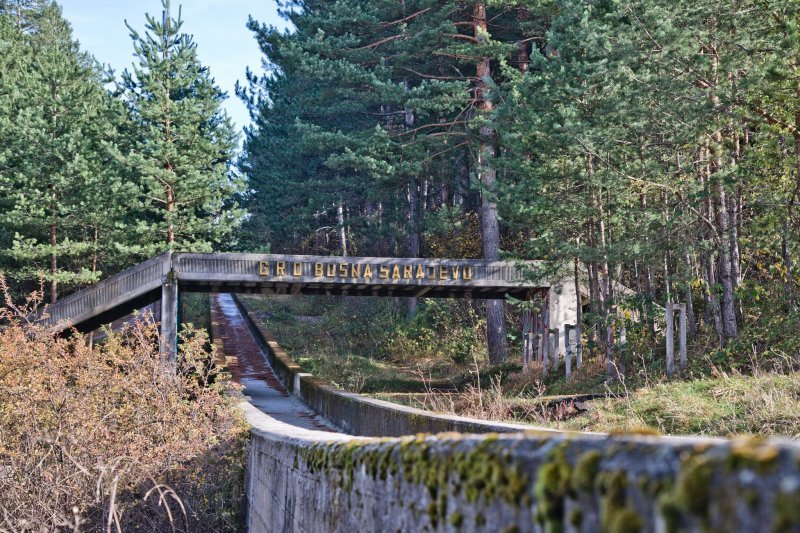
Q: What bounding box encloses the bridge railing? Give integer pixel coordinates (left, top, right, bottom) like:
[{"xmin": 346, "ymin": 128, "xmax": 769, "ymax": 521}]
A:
[{"xmin": 39, "ymin": 253, "xmax": 170, "ymax": 330}]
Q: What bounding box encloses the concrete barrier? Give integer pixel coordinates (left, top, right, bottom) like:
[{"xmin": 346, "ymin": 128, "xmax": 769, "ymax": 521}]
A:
[
  {"xmin": 243, "ymin": 404, "xmax": 800, "ymax": 532},
  {"xmin": 232, "ymin": 295, "xmax": 551, "ymax": 436},
  {"xmin": 229, "ymin": 296, "xmax": 800, "ymax": 532}
]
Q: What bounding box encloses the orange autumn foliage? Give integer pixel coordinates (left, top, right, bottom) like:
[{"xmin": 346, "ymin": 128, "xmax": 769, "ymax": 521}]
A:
[{"xmin": 0, "ymin": 278, "xmax": 247, "ymax": 532}]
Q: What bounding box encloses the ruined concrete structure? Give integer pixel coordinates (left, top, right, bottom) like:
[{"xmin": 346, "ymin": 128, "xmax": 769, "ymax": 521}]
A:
[{"xmin": 228, "ymin": 297, "xmax": 800, "ymax": 533}]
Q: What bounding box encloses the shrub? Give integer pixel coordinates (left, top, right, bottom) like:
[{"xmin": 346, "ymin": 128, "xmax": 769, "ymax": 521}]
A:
[{"xmin": 0, "ymin": 280, "xmax": 247, "ymax": 531}]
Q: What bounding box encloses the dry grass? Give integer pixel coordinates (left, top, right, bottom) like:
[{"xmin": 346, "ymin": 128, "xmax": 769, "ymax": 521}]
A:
[
  {"xmin": 0, "ymin": 278, "xmax": 247, "ymax": 531},
  {"xmin": 413, "ymin": 365, "xmax": 576, "ymax": 425},
  {"xmin": 545, "ymin": 369, "xmax": 800, "ymax": 438}
]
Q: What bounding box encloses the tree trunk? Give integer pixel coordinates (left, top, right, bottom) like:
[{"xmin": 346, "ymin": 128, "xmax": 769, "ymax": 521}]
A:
[
  {"xmin": 574, "ymin": 256, "xmax": 583, "ymax": 369},
  {"xmin": 49, "ymin": 221, "xmax": 57, "ymax": 304},
  {"xmin": 596, "ymin": 187, "xmax": 617, "ymax": 380},
  {"xmin": 404, "ymin": 77, "xmax": 420, "ymax": 316},
  {"xmin": 47, "ymin": 179, "xmax": 58, "ymax": 304},
  {"xmin": 699, "ymin": 143, "xmax": 724, "ymax": 344},
  {"xmin": 454, "ymin": 146, "xmax": 469, "ymax": 207},
  {"xmin": 683, "ymin": 248, "xmax": 697, "ymax": 339},
  {"xmin": 474, "ymin": 2, "xmax": 506, "ymax": 364},
  {"xmin": 337, "ymin": 200, "xmax": 348, "ymax": 257},
  {"xmin": 407, "ymin": 178, "xmax": 421, "ymax": 316},
  {"xmin": 163, "ymin": 6, "xmax": 175, "ymax": 249},
  {"xmin": 517, "ymin": 8, "xmax": 530, "ymax": 73},
  {"xmin": 712, "ymin": 146, "xmax": 738, "ymax": 342},
  {"xmin": 708, "ymin": 28, "xmax": 738, "ymax": 343},
  {"xmin": 640, "ymin": 193, "xmax": 656, "ymax": 337}
]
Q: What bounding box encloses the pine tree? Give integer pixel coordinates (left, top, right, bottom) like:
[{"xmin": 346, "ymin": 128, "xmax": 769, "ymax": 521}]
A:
[
  {"xmin": 0, "ymin": 3, "xmax": 129, "ymax": 302},
  {"xmin": 120, "ymin": 0, "xmax": 244, "ymax": 255}
]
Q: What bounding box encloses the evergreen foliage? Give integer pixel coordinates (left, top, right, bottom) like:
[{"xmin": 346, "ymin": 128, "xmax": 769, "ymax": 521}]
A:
[
  {"xmin": 0, "ymin": 1, "xmax": 246, "ymax": 301},
  {"xmin": 120, "ymin": 0, "xmax": 245, "ymax": 255},
  {"xmin": 242, "ymin": 0, "xmax": 800, "ymax": 367},
  {"xmin": 0, "ymin": 3, "xmax": 130, "ymax": 302}
]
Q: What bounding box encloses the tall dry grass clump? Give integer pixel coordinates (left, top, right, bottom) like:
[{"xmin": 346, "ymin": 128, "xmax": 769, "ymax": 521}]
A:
[{"xmin": 0, "ymin": 278, "xmax": 247, "ymax": 532}]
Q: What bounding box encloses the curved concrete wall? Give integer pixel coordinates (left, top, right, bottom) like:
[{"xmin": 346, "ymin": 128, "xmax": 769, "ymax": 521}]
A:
[
  {"xmin": 229, "ymin": 297, "xmax": 800, "ymax": 532},
  {"xmin": 244, "ymin": 405, "xmax": 800, "ymax": 532},
  {"xmin": 233, "ymin": 295, "xmax": 549, "ymax": 436}
]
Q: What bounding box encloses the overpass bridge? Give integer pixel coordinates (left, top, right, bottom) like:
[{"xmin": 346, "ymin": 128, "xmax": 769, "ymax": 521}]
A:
[{"xmin": 40, "ymin": 251, "xmax": 579, "ymax": 359}]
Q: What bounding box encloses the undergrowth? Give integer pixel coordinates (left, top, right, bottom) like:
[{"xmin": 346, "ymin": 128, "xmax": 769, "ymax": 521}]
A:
[
  {"xmin": 240, "ymin": 291, "xmax": 800, "ymax": 438},
  {"xmin": 239, "ymin": 294, "xmax": 506, "ymax": 392},
  {"xmin": 0, "ymin": 278, "xmax": 247, "ymax": 531}
]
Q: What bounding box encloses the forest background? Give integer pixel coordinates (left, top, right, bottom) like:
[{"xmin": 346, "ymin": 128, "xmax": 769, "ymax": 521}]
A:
[
  {"xmin": 1, "ymin": 0, "xmax": 799, "ymax": 378},
  {"xmin": 2, "ymin": 0, "xmax": 800, "ymax": 527}
]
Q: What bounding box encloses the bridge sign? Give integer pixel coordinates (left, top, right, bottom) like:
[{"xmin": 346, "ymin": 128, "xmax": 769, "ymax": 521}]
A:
[{"xmin": 175, "ymin": 253, "xmax": 539, "ymax": 299}]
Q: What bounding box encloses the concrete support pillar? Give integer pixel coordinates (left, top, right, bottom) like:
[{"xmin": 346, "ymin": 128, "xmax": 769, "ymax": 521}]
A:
[
  {"xmin": 160, "ymin": 274, "xmax": 179, "ymax": 364},
  {"xmin": 550, "ymin": 328, "xmax": 560, "ymax": 372},
  {"xmin": 665, "ymin": 303, "xmax": 687, "ymax": 377},
  {"xmin": 564, "ymin": 324, "xmax": 575, "ymax": 382}
]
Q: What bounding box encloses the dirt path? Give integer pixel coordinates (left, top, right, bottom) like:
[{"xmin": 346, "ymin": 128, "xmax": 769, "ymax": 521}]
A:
[{"xmin": 212, "ymin": 293, "xmax": 338, "ymax": 433}]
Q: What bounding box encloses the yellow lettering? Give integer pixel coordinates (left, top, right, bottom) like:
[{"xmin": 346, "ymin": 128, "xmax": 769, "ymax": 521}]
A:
[
  {"xmin": 327, "ymin": 263, "xmax": 337, "ymax": 277},
  {"xmin": 439, "ymin": 266, "xmax": 448, "ymax": 280},
  {"xmin": 276, "ymin": 262, "xmax": 286, "ymax": 276},
  {"xmin": 351, "ymin": 264, "xmax": 362, "ymax": 278},
  {"xmin": 451, "ymin": 266, "xmax": 460, "ymax": 280},
  {"xmin": 364, "ymin": 265, "xmax": 373, "ymax": 278},
  {"xmin": 463, "ymin": 266, "xmax": 473, "ymax": 281},
  {"xmin": 293, "ymin": 262, "xmax": 303, "ymax": 276},
  {"xmin": 403, "ymin": 265, "xmax": 412, "ymax": 280},
  {"xmin": 416, "ymin": 265, "xmax": 425, "ymax": 279},
  {"xmin": 315, "ymin": 263, "xmax": 324, "ymax": 277},
  {"xmin": 427, "ymin": 266, "xmax": 436, "ymax": 279},
  {"xmin": 259, "ymin": 261, "xmax": 269, "ymax": 276},
  {"xmin": 380, "ymin": 265, "xmax": 389, "ymax": 279},
  {"xmin": 339, "ymin": 263, "xmax": 348, "ymax": 277},
  {"xmin": 392, "ymin": 265, "xmax": 401, "ymax": 280}
]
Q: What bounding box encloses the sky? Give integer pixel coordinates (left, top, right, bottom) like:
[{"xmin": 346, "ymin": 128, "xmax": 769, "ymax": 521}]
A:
[{"xmin": 58, "ymin": 0, "xmax": 290, "ymax": 135}]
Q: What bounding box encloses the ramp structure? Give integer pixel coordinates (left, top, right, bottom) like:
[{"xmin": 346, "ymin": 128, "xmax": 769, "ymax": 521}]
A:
[{"xmin": 41, "ymin": 252, "xmax": 578, "ymax": 359}]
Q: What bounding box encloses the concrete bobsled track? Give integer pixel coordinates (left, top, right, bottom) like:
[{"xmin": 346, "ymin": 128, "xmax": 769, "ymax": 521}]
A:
[{"xmin": 210, "ymin": 294, "xmax": 800, "ymax": 533}]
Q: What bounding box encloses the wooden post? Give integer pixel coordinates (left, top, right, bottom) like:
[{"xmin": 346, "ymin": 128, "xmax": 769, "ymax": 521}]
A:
[
  {"xmin": 522, "ymin": 334, "xmax": 528, "ymax": 369},
  {"xmin": 541, "ymin": 332, "xmax": 549, "ymax": 376},
  {"xmin": 523, "ymin": 332, "xmax": 534, "ymax": 369},
  {"xmin": 665, "ymin": 302, "xmax": 675, "ymax": 377},
  {"xmin": 160, "ymin": 272, "xmax": 179, "ymax": 364},
  {"xmin": 676, "ymin": 303, "xmax": 687, "ymax": 369},
  {"xmin": 541, "ymin": 297, "xmax": 551, "ymax": 372},
  {"xmin": 522, "ymin": 309, "xmax": 533, "ymax": 369},
  {"xmin": 551, "ymin": 328, "xmax": 560, "ymax": 372},
  {"xmin": 564, "ymin": 324, "xmax": 574, "ymax": 381}
]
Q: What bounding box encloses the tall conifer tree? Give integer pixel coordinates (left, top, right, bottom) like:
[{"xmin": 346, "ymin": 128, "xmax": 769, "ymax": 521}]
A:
[
  {"xmin": 0, "ymin": 2, "xmax": 128, "ymax": 302},
  {"xmin": 121, "ymin": 0, "xmax": 244, "ymax": 254}
]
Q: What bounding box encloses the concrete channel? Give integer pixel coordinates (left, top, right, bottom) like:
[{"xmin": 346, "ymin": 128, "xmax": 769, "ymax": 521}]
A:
[{"xmin": 210, "ymin": 293, "xmax": 800, "ymax": 533}]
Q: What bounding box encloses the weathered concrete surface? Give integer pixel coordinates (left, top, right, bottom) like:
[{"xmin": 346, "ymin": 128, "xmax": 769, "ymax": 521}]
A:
[
  {"xmin": 211, "ymin": 296, "xmax": 800, "ymax": 532},
  {"xmin": 248, "ymin": 427, "xmax": 800, "ymax": 532},
  {"xmin": 210, "ymin": 293, "xmax": 337, "ymax": 433},
  {"xmin": 40, "ymin": 252, "xmax": 169, "ymax": 331},
  {"xmin": 42, "ymin": 252, "xmax": 580, "ymax": 343},
  {"xmin": 177, "ymin": 253, "xmax": 544, "ymax": 298}
]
